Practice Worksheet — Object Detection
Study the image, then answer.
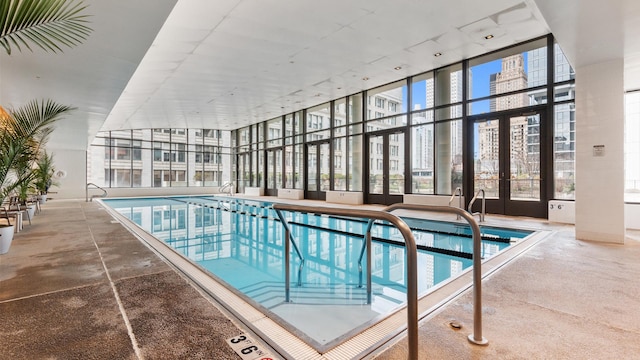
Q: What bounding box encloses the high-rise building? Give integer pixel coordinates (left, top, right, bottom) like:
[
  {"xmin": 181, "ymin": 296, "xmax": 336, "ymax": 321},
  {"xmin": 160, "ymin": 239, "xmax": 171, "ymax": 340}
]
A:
[{"xmin": 480, "ymin": 54, "xmax": 529, "ymax": 164}]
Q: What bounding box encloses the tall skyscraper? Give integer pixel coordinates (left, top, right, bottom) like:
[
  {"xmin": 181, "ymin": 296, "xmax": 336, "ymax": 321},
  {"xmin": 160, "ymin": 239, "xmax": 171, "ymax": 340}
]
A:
[{"xmin": 480, "ymin": 54, "xmax": 529, "ymax": 164}]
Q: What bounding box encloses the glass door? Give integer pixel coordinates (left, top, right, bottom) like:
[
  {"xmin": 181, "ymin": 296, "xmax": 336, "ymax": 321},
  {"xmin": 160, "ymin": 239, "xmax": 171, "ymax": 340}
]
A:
[
  {"xmin": 306, "ymin": 141, "xmax": 330, "ymax": 200},
  {"xmin": 471, "ymin": 110, "xmax": 546, "ymax": 217},
  {"xmin": 265, "ymin": 148, "xmax": 282, "ymax": 196},
  {"xmin": 366, "ymin": 130, "xmax": 405, "ymax": 205},
  {"xmin": 236, "ymin": 152, "xmax": 250, "ymax": 194}
]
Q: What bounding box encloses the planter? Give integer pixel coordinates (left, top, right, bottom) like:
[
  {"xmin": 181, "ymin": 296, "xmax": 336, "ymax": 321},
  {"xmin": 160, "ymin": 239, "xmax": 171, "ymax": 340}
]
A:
[
  {"xmin": 0, "ymin": 225, "xmax": 15, "ymax": 254},
  {"xmin": 39, "ymin": 194, "xmax": 47, "ymax": 205},
  {"xmin": 25, "ymin": 206, "xmax": 35, "ymax": 223}
]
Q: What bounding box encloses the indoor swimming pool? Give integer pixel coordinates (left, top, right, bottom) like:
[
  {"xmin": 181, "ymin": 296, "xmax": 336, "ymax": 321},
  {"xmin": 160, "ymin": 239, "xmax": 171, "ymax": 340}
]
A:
[{"xmin": 102, "ymin": 195, "xmax": 533, "ymax": 353}]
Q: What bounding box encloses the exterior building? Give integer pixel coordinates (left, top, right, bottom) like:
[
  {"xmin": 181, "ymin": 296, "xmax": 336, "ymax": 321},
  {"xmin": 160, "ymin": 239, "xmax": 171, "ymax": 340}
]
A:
[
  {"xmin": 89, "ymin": 129, "xmax": 232, "ymax": 189},
  {"xmin": 481, "ymin": 54, "xmax": 529, "ymax": 165}
]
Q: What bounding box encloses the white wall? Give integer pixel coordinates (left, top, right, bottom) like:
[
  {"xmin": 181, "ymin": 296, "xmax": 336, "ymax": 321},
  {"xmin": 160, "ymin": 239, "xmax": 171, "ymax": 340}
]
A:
[
  {"xmin": 625, "ymin": 203, "xmax": 640, "ymax": 230},
  {"xmin": 575, "ymin": 59, "xmax": 625, "ymax": 243},
  {"xmin": 48, "ymin": 148, "xmax": 87, "ymax": 200}
]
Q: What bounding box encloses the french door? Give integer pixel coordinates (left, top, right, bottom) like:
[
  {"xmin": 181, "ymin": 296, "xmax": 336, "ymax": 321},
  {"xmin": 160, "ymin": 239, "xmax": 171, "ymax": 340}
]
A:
[
  {"xmin": 469, "ymin": 109, "xmax": 547, "ymax": 217},
  {"xmin": 305, "ymin": 141, "xmax": 330, "ymax": 200},
  {"xmin": 366, "ymin": 130, "xmax": 405, "ymax": 205},
  {"xmin": 236, "ymin": 152, "xmax": 251, "ymax": 194},
  {"xmin": 265, "ymin": 148, "xmax": 282, "ymax": 196}
]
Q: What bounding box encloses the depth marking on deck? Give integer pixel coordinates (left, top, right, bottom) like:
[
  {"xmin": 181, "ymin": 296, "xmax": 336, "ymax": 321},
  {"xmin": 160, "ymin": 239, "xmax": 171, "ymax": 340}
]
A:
[{"xmin": 226, "ymin": 333, "xmax": 281, "ymax": 360}]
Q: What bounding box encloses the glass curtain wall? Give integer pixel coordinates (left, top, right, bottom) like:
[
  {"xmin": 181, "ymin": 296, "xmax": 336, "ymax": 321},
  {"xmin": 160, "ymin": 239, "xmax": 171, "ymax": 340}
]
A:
[
  {"xmin": 88, "ymin": 129, "xmax": 232, "ymax": 188},
  {"xmin": 89, "ymin": 36, "xmax": 575, "ymax": 211},
  {"xmin": 410, "ymin": 72, "xmax": 435, "ymax": 194},
  {"xmin": 434, "ymin": 64, "xmax": 463, "ymax": 194},
  {"xmin": 553, "ymin": 42, "xmax": 576, "ymax": 199},
  {"xmin": 348, "ymin": 94, "xmax": 364, "ymax": 191},
  {"xmin": 230, "ymin": 36, "xmax": 574, "ymax": 205}
]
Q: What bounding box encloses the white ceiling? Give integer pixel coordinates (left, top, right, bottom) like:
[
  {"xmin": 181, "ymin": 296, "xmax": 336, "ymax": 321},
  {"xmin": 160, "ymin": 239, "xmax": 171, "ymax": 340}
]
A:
[{"xmin": 1, "ymin": 0, "xmax": 639, "ymax": 151}]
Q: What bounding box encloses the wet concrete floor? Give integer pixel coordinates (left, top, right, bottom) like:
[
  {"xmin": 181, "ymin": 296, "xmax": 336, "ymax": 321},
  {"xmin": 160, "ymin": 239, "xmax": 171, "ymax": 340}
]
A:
[{"xmin": 1, "ymin": 200, "xmax": 639, "ymax": 359}]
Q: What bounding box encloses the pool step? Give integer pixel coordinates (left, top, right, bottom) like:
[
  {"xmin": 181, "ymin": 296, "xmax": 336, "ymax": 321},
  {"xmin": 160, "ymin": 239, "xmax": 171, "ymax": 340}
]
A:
[{"xmin": 241, "ymin": 282, "xmax": 405, "ymax": 309}]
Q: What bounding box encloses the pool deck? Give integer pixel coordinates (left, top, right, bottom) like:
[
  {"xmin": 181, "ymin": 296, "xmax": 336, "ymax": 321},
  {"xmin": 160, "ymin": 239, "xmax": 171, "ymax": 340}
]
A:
[{"xmin": 1, "ymin": 199, "xmax": 639, "ymax": 359}]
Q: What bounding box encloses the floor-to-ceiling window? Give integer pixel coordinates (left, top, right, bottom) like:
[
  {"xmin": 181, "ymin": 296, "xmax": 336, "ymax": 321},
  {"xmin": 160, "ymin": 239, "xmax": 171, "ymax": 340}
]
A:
[
  {"xmin": 552, "ymin": 42, "xmax": 576, "ymax": 200},
  {"xmin": 410, "ymin": 72, "xmax": 435, "ymax": 194},
  {"xmin": 88, "ymin": 128, "xmax": 232, "ymax": 189},
  {"xmin": 229, "ymin": 35, "xmax": 575, "ymax": 218}
]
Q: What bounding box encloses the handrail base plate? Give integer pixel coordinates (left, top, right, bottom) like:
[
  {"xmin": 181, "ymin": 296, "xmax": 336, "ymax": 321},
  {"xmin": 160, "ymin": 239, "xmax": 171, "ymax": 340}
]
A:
[{"xmin": 468, "ymin": 334, "xmax": 489, "ymax": 346}]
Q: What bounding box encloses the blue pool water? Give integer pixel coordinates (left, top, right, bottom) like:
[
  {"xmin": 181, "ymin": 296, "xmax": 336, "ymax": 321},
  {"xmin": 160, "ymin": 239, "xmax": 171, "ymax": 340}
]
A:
[{"xmin": 103, "ymin": 196, "xmax": 531, "ymax": 347}]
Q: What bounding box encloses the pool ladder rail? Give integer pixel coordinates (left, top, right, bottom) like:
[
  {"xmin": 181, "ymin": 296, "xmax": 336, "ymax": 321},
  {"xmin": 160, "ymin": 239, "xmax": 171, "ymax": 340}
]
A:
[
  {"xmin": 273, "ymin": 203, "xmax": 488, "ymax": 360},
  {"xmin": 449, "ymin": 186, "xmax": 463, "ymax": 220},
  {"xmin": 468, "ymin": 189, "xmax": 486, "ymax": 222},
  {"xmin": 86, "ymin": 183, "xmax": 107, "ymax": 202},
  {"xmin": 219, "ymin": 181, "xmax": 234, "ymax": 196}
]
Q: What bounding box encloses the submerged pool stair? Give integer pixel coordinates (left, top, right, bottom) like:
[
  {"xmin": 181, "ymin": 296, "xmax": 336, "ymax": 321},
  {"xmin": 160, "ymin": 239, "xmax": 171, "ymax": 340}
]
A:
[
  {"xmin": 273, "ymin": 202, "xmax": 490, "ymax": 359},
  {"xmin": 239, "ymin": 281, "xmax": 405, "ymax": 310}
]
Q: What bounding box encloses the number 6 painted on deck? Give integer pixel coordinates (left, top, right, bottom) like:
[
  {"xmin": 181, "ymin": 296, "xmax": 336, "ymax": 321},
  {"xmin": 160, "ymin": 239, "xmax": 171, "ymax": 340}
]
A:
[{"xmin": 241, "ymin": 345, "xmax": 258, "ymax": 354}]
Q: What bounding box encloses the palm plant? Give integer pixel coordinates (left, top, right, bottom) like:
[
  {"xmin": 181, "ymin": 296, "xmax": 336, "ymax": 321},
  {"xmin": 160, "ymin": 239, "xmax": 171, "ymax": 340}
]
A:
[
  {"xmin": 0, "ymin": 0, "xmax": 92, "ymax": 55},
  {"xmin": 0, "ymin": 100, "xmax": 74, "ymax": 206},
  {"xmin": 34, "ymin": 150, "xmax": 57, "ymax": 196}
]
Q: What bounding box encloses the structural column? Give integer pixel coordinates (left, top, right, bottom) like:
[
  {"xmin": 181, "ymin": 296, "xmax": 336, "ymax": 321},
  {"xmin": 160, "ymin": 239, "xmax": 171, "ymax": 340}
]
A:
[{"xmin": 575, "ymin": 59, "xmax": 625, "ymax": 243}]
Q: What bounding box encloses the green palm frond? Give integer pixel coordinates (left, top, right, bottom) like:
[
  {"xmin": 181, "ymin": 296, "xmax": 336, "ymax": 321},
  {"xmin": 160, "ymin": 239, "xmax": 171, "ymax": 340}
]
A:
[
  {"xmin": 0, "ymin": 99, "xmax": 73, "ymax": 204},
  {"xmin": 8, "ymin": 99, "xmax": 75, "ymax": 145},
  {"xmin": 0, "ymin": 0, "xmax": 92, "ymax": 55}
]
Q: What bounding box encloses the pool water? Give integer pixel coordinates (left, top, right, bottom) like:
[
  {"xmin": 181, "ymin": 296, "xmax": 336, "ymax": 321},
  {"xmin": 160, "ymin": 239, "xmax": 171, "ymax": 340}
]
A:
[{"xmin": 103, "ymin": 196, "xmax": 530, "ymax": 347}]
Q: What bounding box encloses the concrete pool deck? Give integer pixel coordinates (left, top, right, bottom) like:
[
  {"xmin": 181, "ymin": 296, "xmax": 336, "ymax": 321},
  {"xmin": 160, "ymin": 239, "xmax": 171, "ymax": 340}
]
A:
[{"xmin": 1, "ymin": 199, "xmax": 639, "ymax": 359}]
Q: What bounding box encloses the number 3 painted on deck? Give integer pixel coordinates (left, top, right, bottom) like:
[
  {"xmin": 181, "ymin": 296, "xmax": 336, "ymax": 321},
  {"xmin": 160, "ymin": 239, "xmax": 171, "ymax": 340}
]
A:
[{"xmin": 230, "ymin": 335, "xmax": 246, "ymax": 343}]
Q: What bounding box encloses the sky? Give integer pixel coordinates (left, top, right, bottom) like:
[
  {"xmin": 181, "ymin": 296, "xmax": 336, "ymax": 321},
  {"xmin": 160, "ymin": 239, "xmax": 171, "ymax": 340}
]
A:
[{"xmin": 403, "ymin": 53, "xmax": 529, "ymax": 115}]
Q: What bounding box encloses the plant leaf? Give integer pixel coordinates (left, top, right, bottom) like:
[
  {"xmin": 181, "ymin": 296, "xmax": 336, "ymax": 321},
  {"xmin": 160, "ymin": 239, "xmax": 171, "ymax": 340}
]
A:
[{"xmin": 0, "ymin": 0, "xmax": 92, "ymax": 55}]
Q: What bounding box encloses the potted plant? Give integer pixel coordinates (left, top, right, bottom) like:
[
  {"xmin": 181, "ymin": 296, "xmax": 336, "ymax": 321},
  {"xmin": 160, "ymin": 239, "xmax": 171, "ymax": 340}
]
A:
[
  {"xmin": 1, "ymin": 0, "xmax": 91, "ymax": 253},
  {"xmin": 0, "ymin": 101, "xmax": 73, "ymax": 254},
  {"xmin": 34, "ymin": 151, "xmax": 57, "ymax": 204},
  {"xmin": 14, "ymin": 167, "xmax": 37, "ymax": 222},
  {"xmin": 0, "ymin": 215, "xmax": 13, "ymax": 254}
]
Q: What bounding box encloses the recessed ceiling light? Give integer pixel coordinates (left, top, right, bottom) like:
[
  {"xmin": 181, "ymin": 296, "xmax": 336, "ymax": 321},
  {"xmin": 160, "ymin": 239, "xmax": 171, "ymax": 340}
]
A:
[
  {"xmin": 484, "ymin": 34, "xmax": 494, "ymax": 39},
  {"xmin": 394, "ymin": 66, "xmax": 402, "ymax": 70},
  {"xmin": 362, "ymin": 77, "xmax": 369, "ymax": 81},
  {"xmin": 434, "ymin": 52, "xmax": 442, "ymax": 57}
]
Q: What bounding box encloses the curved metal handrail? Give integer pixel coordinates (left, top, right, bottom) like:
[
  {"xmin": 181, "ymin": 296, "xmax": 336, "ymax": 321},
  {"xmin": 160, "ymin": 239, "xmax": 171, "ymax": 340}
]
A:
[
  {"xmin": 272, "ymin": 203, "xmax": 420, "ymax": 360},
  {"xmin": 272, "ymin": 208, "xmax": 305, "ymax": 288},
  {"xmin": 381, "ymin": 203, "xmax": 488, "ymax": 346},
  {"xmin": 449, "ymin": 186, "xmax": 463, "ymax": 219},
  {"xmin": 86, "ymin": 183, "xmax": 107, "ymax": 202},
  {"xmin": 468, "ymin": 189, "xmax": 486, "ymax": 222},
  {"xmin": 219, "ymin": 181, "xmax": 234, "ymax": 196}
]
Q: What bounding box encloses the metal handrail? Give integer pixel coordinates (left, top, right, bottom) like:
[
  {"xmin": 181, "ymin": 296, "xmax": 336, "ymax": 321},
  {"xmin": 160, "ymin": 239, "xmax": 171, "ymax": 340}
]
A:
[
  {"xmin": 86, "ymin": 183, "xmax": 107, "ymax": 202},
  {"xmin": 382, "ymin": 203, "xmax": 488, "ymax": 346},
  {"xmin": 272, "ymin": 203, "xmax": 420, "ymax": 360},
  {"xmin": 219, "ymin": 181, "xmax": 234, "ymax": 196},
  {"xmin": 272, "ymin": 208, "xmax": 305, "ymax": 289},
  {"xmin": 449, "ymin": 186, "xmax": 463, "ymax": 219},
  {"xmin": 468, "ymin": 189, "xmax": 486, "ymax": 222}
]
